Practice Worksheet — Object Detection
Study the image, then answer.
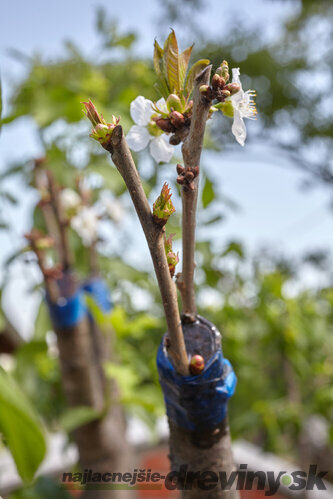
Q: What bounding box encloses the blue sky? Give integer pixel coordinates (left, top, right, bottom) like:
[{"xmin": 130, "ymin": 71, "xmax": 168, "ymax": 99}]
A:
[{"xmin": 0, "ymin": 0, "xmax": 332, "ymax": 335}]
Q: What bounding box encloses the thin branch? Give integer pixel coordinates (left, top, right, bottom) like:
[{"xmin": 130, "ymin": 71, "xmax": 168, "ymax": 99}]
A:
[
  {"xmin": 46, "ymin": 170, "xmax": 72, "ymax": 270},
  {"xmin": 179, "ymin": 65, "xmax": 212, "ymax": 320},
  {"xmin": 108, "ymin": 126, "xmax": 189, "ymax": 376}
]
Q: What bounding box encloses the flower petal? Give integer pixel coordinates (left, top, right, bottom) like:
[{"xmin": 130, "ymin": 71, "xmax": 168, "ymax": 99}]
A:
[
  {"xmin": 156, "ymin": 98, "xmax": 168, "ymax": 114},
  {"xmin": 126, "ymin": 125, "xmax": 151, "ymax": 151},
  {"xmin": 149, "ymin": 136, "xmax": 174, "ymax": 163},
  {"xmin": 232, "ymin": 67, "xmax": 241, "ymax": 85},
  {"xmin": 232, "ymin": 109, "xmax": 246, "ymax": 146},
  {"xmin": 130, "ymin": 96, "xmax": 153, "ymax": 126}
]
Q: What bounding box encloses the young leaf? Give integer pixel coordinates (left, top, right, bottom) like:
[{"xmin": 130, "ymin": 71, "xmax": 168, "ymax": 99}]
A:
[
  {"xmin": 179, "ymin": 44, "xmax": 194, "ymax": 92},
  {"xmin": 153, "ymin": 40, "xmax": 169, "ymax": 99},
  {"xmin": 163, "ymin": 30, "xmax": 180, "ymax": 94},
  {"xmin": 185, "ymin": 59, "xmax": 210, "ymax": 98},
  {"xmin": 202, "ymin": 176, "xmax": 215, "ymax": 208},
  {"xmin": 0, "ymin": 367, "xmax": 46, "ymax": 483}
]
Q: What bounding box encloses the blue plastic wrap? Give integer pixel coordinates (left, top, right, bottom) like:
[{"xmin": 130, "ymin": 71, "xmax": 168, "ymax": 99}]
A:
[
  {"xmin": 156, "ymin": 319, "xmax": 237, "ymax": 431},
  {"xmin": 47, "ymin": 291, "xmax": 87, "ymax": 329},
  {"xmin": 47, "ymin": 277, "xmax": 112, "ymax": 329},
  {"xmin": 82, "ymin": 278, "xmax": 113, "ymax": 313}
]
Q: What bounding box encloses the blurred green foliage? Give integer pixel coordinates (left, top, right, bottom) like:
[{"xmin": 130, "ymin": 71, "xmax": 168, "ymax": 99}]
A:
[{"xmin": 0, "ymin": 1, "xmax": 332, "ymax": 489}]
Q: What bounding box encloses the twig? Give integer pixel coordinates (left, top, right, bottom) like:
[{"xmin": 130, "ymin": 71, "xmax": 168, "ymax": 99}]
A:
[
  {"xmin": 108, "ymin": 126, "xmax": 189, "ymax": 376},
  {"xmin": 46, "ymin": 170, "xmax": 72, "ymax": 270},
  {"xmin": 178, "ymin": 65, "xmax": 212, "ymax": 321}
]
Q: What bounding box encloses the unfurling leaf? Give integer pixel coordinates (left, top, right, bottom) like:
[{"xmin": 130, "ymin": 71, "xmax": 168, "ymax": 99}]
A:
[
  {"xmin": 153, "ymin": 183, "xmax": 176, "ymax": 226},
  {"xmin": 185, "ymin": 59, "xmax": 210, "ymax": 98},
  {"xmin": 163, "ymin": 29, "xmax": 180, "ymax": 95},
  {"xmin": 179, "ymin": 44, "xmax": 194, "ymax": 91}
]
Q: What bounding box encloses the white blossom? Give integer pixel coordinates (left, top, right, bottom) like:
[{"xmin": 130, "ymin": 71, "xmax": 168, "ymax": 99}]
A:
[
  {"xmin": 126, "ymin": 96, "xmax": 174, "ymax": 163},
  {"xmin": 100, "ymin": 192, "xmax": 125, "ymax": 224},
  {"xmin": 71, "ymin": 206, "xmax": 99, "ymax": 246},
  {"xmin": 59, "ymin": 188, "xmax": 81, "ymax": 218},
  {"xmin": 230, "ymin": 68, "xmax": 257, "ymax": 146}
]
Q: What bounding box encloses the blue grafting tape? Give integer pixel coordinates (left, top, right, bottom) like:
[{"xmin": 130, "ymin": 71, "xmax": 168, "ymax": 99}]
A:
[
  {"xmin": 47, "ymin": 291, "xmax": 87, "ymax": 329},
  {"xmin": 82, "ymin": 278, "xmax": 113, "ymax": 313},
  {"xmin": 157, "ymin": 338, "xmax": 237, "ymax": 431}
]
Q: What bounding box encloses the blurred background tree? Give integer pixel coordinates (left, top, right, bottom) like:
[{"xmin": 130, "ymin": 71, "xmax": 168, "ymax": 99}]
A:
[{"xmin": 0, "ymin": 0, "xmax": 333, "ymax": 493}]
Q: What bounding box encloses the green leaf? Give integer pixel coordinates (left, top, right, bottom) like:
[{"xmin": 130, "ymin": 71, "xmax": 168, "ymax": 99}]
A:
[
  {"xmin": 163, "ymin": 30, "xmax": 180, "ymax": 94},
  {"xmin": 202, "ymin": 176, "xmax": 215, "ymax": 208},
  {"xmin": 179, "ymin": 44, "xmax": 193, "ymax": 91},
  {"xmin": 0, "ymin": 367, "xmax": 46, "ymax": 483},
  {"xmin": 153, "ymin": 40, "xmax": 169, "ymax": 99},
  {"xmin": 60, "ymin": 406, "xmax": 101, "ymax": 433},
  {"xmin": 185, "ymin": 59, "xmax": 210, "ymax": 98}
]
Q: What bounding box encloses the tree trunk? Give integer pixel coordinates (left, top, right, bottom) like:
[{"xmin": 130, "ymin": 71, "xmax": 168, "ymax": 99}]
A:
[
  {"xmin": 159, "ymin": 316, "xmax": 239, "ymax": 499},
  {"xmin": 168, "ymin": 418, "xmax": 239, "ymax": 498},
  {"xmin": 52, "ymin": 280, "xmax": 131, "ymax": 499}
]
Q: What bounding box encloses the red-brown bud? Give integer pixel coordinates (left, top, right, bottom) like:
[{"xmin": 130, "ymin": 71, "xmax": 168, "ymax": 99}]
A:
[
  {"xmin": 224, "ymin": 83, "xmax": 240, "ymax": 95},
  {"xmin": 155, "ymin": 118, "xmax": 174, "ymax": 133},
  {"xmin": 212, "ymin": 74, "xmax": 225, "ymax": 89},
  {"xmin": 176, "ymin": 164, "xmax": 184, "ymax": 175},
  {"xmin": 192, "ymin": 166, "xmax": 200, "ymax": 177},
  {"xmin": 185, "ymin": 171, "xmax": 194, "ymax": 182},
  {"xmin": 169, "ymin": 134, "xmax": 181, "ymax": 145},
  {"xmin": 189, "ymin": 355, "xmax": 205, "ymax": 375},
  {"xmin": 169, "ymin": 111, "xmax": 185, "ymax": 128},
  {"xmin": 177, "ymin": 175, "xmax": 185, "ymax": 185}
]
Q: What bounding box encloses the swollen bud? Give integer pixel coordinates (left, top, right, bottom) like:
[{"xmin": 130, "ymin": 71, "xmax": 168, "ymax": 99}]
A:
[
  {"xmin": 212, "ymin": 74, "xmax": 225, "ymax": 89},
  {"xmin": 176, "ymin": 164, "xmax": 184, "ymax": 175},
  {"xmin": 164, "ymin": 234, "xmax": 179, "ymax": 277},
  {"xmin": 83, "ymin": 100, "xmax": 120, "ymax": 148},
  {"xmin": 219, "ymin": 60, "xmax": 230, "ymax": 82},
  {"xmin": 189, "ymin": 355, "xmax": 205, "ymax": 375},
  {"xmin": 166, "ymin": 94, "xmax": 183, "ymax": 112},
  {"xmin": 169, "ymin": 134, "xmax": 181, "ymax": 145},
  {"xmin": 155, "ymin": 118, "xmax": 174, "ymax": 133},
  {"xmin": 153, "ymin": 183, "xmax": 176, "ymax": 226},
  {"xmin": 169, "ymin": 111, "xmax": 185, "ymax": 128},
  {"xmin": 224, "ymin": 83, "xmax": 240, "ymax": 95}
]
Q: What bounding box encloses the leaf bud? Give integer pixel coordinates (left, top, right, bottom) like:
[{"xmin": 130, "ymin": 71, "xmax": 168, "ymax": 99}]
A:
[
  {"xmin": 189, "ymin": 354, "xmax": 205, "ymax": 375},
  {"xmin": 166, "ymin": 94, "xmax": 183, "ymax": 112}
]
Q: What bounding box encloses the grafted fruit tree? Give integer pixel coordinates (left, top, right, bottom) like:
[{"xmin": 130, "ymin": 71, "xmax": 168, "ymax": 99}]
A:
[{"xmin": 83, "ymin": 30, "xmax": 256, "ymax": 498}]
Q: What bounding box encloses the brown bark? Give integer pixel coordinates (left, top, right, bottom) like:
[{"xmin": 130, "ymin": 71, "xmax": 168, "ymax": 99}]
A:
[
  {"xmin": 178, "ymin": 65, "xmax": 212, "ymax": 321},
  {"xmin": 108, "ymin": 127, "xmax": 189, "ymax": 376},
  {"xmin": 171, "ymin": 67, "xmax": 239, "ymax": 498},
  {"xmin": 51, "ymin": 276, "xmax": 130, "ymax": 499},
  {"xmin": 169, "ymin": 419, "xmax": 238, "ymax": 499}
]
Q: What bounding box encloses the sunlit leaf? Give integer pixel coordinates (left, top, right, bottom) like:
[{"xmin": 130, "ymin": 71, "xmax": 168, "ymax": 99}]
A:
[
  {"xmin": 185, "ymin": 59, "xmax": 210, "ymax": 98},
  {"xmin": 202, "ymin": 176, "xmax": 215, "ymax": 208},
  {"xmin": 163, "ymin": 30, "xmax": 180, "ymax": 94},
  {"xmin": 179, "ymin": 44, "xmax": 193, "ymax": 91}
]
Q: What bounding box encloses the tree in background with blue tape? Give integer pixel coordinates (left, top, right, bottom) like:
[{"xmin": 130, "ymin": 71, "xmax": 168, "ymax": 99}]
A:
[
  {"xmin": 83, "ymin": 30, "xmax": 256, "ymax": 498},
  {"xmin": 24, "ymin": 165, "xmax": 131, "ymax": 499}
]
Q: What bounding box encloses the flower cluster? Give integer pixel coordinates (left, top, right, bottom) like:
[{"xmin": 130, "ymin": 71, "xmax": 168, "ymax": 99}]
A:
[
  {"xmin": 201, "ymin": 62, "xmax": 257, "ymax": 146},
  {"xmin": 126, "ymin": 96, "xmax": 174, "ymax": 163}
]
